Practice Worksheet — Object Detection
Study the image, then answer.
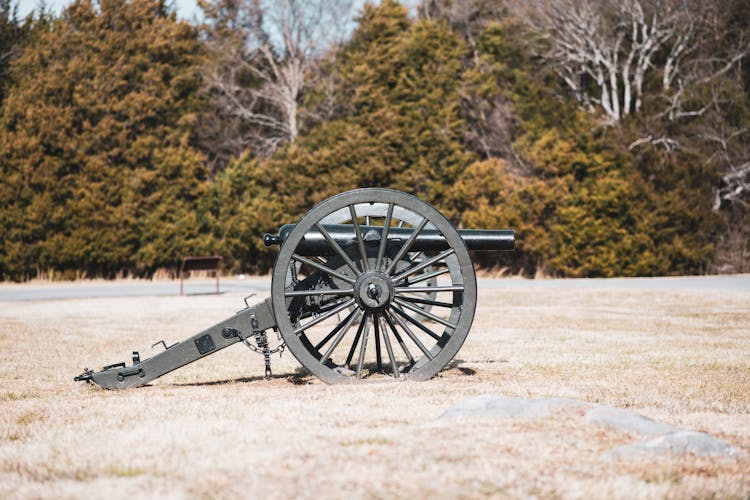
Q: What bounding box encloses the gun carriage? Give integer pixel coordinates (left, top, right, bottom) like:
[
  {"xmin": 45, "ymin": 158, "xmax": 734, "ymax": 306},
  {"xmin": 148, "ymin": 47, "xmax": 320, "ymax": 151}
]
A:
[{"xmin": 75, "ymin": 188, "xmax": 514, "ymax": 389}]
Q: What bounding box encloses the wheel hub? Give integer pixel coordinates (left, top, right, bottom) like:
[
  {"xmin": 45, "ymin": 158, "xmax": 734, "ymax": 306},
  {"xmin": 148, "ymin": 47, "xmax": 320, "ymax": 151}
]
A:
[{"xmin": 354, "ymin": 271, "xmax": 394, "ymax": 312}]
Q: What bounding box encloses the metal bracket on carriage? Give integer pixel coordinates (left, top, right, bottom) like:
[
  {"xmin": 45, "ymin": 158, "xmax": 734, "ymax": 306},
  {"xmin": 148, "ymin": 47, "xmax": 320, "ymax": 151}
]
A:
[{"xmin": 151, "ymin": 340, "xmax": 178, "ymax": 351}]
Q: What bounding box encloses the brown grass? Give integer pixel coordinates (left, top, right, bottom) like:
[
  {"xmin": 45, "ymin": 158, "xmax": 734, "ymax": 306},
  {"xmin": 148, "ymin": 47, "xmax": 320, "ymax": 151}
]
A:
[{"xmin": 0, "ymin": 284, "xmax": 748, "ymax": 498}]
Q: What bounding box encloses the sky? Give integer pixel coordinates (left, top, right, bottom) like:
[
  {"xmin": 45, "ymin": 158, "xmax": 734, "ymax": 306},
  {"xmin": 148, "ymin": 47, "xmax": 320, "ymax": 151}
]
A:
[
  {"xmin": 14, "ymin": 1, "xmax": 421, "ymax": 27},
  {"xmin": 15, "ymin": 0, "xmax": 203, "ymax": 21}
]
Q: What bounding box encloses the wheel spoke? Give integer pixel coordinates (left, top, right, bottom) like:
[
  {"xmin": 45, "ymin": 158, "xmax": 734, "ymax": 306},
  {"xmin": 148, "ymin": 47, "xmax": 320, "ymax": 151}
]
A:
[
  {"xmin": 392, "ymin": 248, "xmax": 455, "ymax": 284},
  {"xmin": 395, "ymin": 285, "xmax": 464, "ymax": 294},
  {"xmin": 385, "ymin": 217, "xmax": 429, "ymax": 275},
  {"xmin": 285, "ymin": 288, "xmax": 354, "ymax": 297},
  {"xmin": 317, "ymin": 308, "xmax": 359, "ymax": 357},
  {"xmin": 356, "ymin": 315, "xmax": 370, "ymax": 379},
  {"xmin": 293, "ymin": 298, "xmax": 356, "ymax": 335},
  {"xmin": 315, "ymin": 307, "xmax": 359, "ymax": 351},
  {"xmin": 385, "ymin": 309, "xmax": 434, "ymax": 360},
  {"xmin": 374, "ymin": 315, "xmax": 382, "ymax": 372},
  {"xmin": 292, "ymin": 254, "xmax": 356, "ymax": 285},
  {"xmin": 406, "ymin": 251, "xmax": 422, "ymax": 264},
  {"xmin": 379, "ymin": 315, "xmax": 400, "ymax": 378},
  {"xmin": 344, "ymin": 313, "xmax": 366, "ymax": 367},
  {"xmin": 314, "ymin": 222, "xmax": 360, "ymax": 277},
  {"xmin": 404, "ymin": 267, "xmax": 450, "ymax": 286},
  {"xmin": 392, "ymin": 305, "xmax": 442, "ymax": 341},
  {"xmin": 375, "ymin": 203, "xmax": 394, "ymax": 272},
  {"xmin": 396, "ymin": 295, "xmax": 454, "ymax": 309},
  {"xmin": 394, "ymin": 297, "xmax": 458, "ymax": 329},
  {"xmin": 349, "ymin": 204, "xmax": 369, "ymax": 272},
  {"xmin": 384, "ymin": 313, "xmax": 414, "ymax": 364}
]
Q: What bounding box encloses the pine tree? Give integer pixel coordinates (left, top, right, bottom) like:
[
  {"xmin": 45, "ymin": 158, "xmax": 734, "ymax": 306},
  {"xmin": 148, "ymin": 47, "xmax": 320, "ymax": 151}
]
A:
[
  {"xmin": 0, "ymin": 0, "xmax": 23, "ymax": 106},
  {"xmin": 0, "ymin": 0, "xmax": 208, "ymax": 279},
  {"xmin": 335, "ymin": 1, "xmax": 474, "ymax": 209}
]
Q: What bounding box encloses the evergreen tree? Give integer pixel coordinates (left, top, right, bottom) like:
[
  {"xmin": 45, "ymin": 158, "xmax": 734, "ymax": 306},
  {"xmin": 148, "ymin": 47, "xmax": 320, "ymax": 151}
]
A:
[
  {"xmin": 335, "ymin": 1, "xmax": 474, "ymax": 208},
  {"xmin": 0, "ymin": 0, "xmax": 208, "ymax": 279},
  {"xmin": 0, "ymin": 0, "xmax": 29, "ymax": 106}
]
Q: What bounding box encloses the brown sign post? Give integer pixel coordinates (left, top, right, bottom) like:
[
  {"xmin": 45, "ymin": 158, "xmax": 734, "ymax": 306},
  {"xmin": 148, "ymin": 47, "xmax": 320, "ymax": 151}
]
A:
[{"xmin": 179, "ymin": 256, "xmax": 223, "ymax": 296}]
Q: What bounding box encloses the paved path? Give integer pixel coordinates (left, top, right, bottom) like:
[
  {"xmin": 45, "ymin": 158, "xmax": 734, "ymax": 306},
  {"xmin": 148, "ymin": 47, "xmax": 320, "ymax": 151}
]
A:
[
  {"xmin": 0, "ymin": 277, "xmax": 271, "ymax": 302},
  {"xmin": 0, "ymin": 275, "xmax": 747, "ymax": 302},
  {"xmin": 477, "ymin": 274, "xmax": 750, "ymax": 291}
]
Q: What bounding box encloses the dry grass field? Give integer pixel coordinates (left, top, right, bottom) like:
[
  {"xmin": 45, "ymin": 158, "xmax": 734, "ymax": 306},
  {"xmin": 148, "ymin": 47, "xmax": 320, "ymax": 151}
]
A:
[{"xmin": 1, "ymin": 281, "xmax": 749, "ymax": 498}]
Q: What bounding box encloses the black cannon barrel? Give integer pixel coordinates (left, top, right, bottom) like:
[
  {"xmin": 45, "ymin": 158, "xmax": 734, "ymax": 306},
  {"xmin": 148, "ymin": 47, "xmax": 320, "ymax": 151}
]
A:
[{"xmin": 264, "ymin": 224, "xmax": 515, "ymax": 255}]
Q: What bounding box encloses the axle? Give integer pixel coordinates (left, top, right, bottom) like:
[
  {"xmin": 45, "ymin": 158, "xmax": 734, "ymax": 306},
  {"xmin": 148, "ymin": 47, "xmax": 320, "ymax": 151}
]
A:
[{"xmin": 264, "ymin": 224, "xmax": 515, "ymax": 255}]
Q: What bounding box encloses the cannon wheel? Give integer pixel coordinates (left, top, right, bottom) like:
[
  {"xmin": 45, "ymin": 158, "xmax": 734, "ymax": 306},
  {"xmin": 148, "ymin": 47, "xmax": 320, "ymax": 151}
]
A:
[{"xmin": 271, "ymin": 188, "xmax": 477, "ymax": 383}]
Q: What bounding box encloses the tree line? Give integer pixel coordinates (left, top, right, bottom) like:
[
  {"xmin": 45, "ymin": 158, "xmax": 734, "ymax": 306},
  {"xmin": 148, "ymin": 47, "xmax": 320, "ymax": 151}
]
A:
[{"xmin": 0, "ymin": 0, "xmax": 748, "ymax": 280}]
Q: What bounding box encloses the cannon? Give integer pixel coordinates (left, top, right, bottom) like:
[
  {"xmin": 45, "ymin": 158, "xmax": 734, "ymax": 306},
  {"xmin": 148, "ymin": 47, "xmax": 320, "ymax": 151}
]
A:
[{"xmin": 75, "ymin": 188, "xmax": 514, "ymax": 388}]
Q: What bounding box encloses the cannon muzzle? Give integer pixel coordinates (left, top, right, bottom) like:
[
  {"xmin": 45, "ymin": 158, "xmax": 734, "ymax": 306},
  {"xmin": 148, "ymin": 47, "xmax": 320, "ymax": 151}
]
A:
[{"xmin": 264, "ymin": 224, "xmax": 514, "ymax": 255}]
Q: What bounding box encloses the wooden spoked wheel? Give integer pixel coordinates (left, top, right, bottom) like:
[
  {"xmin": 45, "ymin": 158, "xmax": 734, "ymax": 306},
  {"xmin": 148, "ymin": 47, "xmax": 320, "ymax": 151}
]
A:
[{"xmin": 271, "ymin": 188, "xmax": 477, "ymax": 383}]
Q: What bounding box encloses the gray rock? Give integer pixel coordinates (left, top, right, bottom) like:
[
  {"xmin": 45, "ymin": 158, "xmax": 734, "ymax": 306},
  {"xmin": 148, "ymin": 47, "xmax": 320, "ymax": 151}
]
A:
[
  {"xmin": 584, "ymin": 406, "xmax": 679, "ymax": 437},
  {"xmin": 439, "ymin": 394, "xmax": 593, "ymax": 420},
  {"xmin": 609, "ymin": 431, "xmax": 738, "ymax": 458},
  {"xmin": 439, "ymin": 395, "xmax": 739, "ymax": 460}
]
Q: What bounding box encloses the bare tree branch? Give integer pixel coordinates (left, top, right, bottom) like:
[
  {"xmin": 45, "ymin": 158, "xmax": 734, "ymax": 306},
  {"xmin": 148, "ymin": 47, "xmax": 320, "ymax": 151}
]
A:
[
  {"xmin": 197, "ymin": 0, "xmax": 354, "ymax": 164},
  {"xmin": 628, "ymin": 135, "xmax": 682, "ymax": 152},
  {"xmin": 705, "ymin": 128, "xmax": 750, "ymax": 211},
  {"xmin": 515, "ymin": 0, "xmax": 750, "ymax": 213},
  {"xmin": 518, "ymin": 0, "xmax": 750, "ymax": 125}
]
